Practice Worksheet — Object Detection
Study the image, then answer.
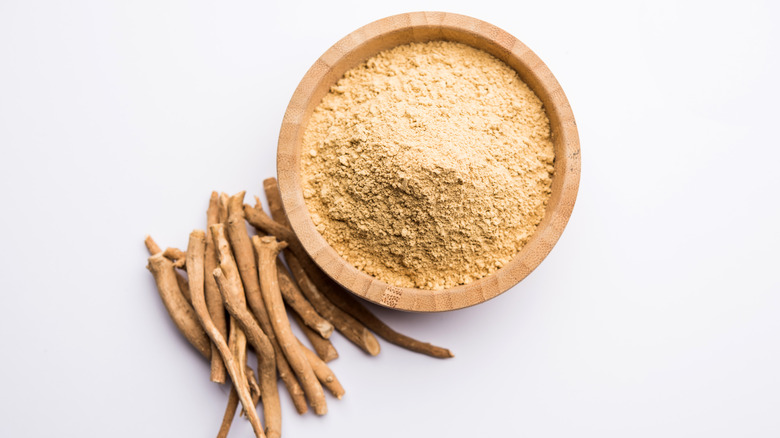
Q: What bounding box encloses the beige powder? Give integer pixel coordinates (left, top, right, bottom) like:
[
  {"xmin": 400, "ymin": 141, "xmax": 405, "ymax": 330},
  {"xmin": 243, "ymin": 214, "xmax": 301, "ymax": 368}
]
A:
[{"xmin": 301, "ymin": 41, "xmax": 554, "ymax": 290}]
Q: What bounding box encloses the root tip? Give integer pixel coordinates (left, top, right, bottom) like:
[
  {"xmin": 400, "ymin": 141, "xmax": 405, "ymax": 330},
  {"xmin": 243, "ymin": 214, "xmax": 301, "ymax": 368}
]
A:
[{"xmin": 364, "ymin": 331, "xmax": 381, "ymax": 356}]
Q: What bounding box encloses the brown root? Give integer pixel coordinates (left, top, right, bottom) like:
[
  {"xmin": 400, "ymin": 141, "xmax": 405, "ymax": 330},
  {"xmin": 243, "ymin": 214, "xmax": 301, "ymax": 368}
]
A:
[
  {"xmin": 146, "ymin": 252, "xmax": 211, "ymax": 359},
  {"xmin": 254, "ymin": 235, "xmax": 327, "ymax": 416},
  {"xmin": 292, "ymin": 311, "xmax": 339, "ymax": 363},
  {"xmin": 211, "ymin": 224, "xmax": 249, "ymax": 423},
  {"xmin": 215, "ymin": 266, "xmax": 281, "ymax": 438},
  {"xmin": 224, "ymin": 191, "xmax": 308, "ymax": 415},
  {"xmin": 205, "ymin": 191, "xmax": 228, "ymax": 384},
  {"xmin": 313, "ymin": 273, "xmax": 454, "ymax": 359},
  {"xmin": 246, "ymin": 365, "xmax": 261, "ymax": 408},
  {"xmin": 298, "ymin": 339, "xmax": 345, "ymax": 399},
  {"xmin": 163, "ymin": 247, "xmax": 187, "ymax": 269},
  {"xmin": 261, "ymin": 180, "xmax": 454, "ymax": 359},
  {"xmin": 278, "ymin": 262, "xmax": 333, "ymax": 339},
  {"xmin": 144, "ymin": 235, "xmax": 162, "ymax": 255},
  {"xmin": 217, "ymin": 386, "xmax": 239, "ymax": 438},
  {"xmin": 244, "ymin": 204, "xmax": 380, "ymax": 356},
  {"xmin": 185, "ymin": 229, "xmax": 265, "ymax": 438},
  {"xmin": 144, "ymin": 235, "xmax": 192, "ymax": 304}
]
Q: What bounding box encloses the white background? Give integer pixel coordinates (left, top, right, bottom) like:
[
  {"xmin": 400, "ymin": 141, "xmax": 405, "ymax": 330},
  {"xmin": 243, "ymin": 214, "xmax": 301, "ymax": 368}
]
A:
[{"xmin": 1, "ymin": 0, "xmax": 779, "ymax": 437}]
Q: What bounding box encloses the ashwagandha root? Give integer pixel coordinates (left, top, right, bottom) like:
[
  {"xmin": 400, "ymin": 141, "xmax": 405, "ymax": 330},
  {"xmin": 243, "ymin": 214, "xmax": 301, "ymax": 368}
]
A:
[
  {"xmin": 144, "ymin": 235, "xmax": 162, "ymax": 255},
  {"xmin": 257, "ymin": 182, "xmax": 454, "ymax": 359},
  {"xmin": 215, "ymin": 266, "xmax": 282, "ymax": 438},
  {"xmin": 212, "ymin": 361, "xmax": 264, "ymax": 434},
  {"xmin": 286, "ymin": 249, "xmax": 379, "ymax": 355},
  {"xmin": 217, "ymin": 385, "xmax": 240, "ymax": 438},
  {"xmin": 228, "ymin": 316, "xmax": 248, "ymax": 412},
  {"xmin": 163, "ymin": 247, "xmax": 187, "ymax": 269},
  {"xmin": 224, "ymin": 192, "xmax": 308, "ymax": 415},
  {"xmin": 298, "ymin": 339, "xmax": 345, "ymax": 399},
  {"xmin": 234, "ymin": 362, "xmax": 263, "ymax": 418},
  {"xmin": 278, "ymin": 263, "xmax": 333, "ymax": 339},
  {"xmin": 184, "ymin": 229, "xmax": 265, "ymax": 438},
  {"xmin": 219, "ymin": 192, "xmax": 229, "ymax": 223},
  {"xmin": 292, "ymin": 310, "xmax": 338, "ymax": 363},
  {"xmin": 210, "ymin": 224, "xmax": 250, "ymax": 423},
  {"xmin": 246, "ymin": 366, "xmax": 261, "ymax": 409},
  {"xmin": 311, "ymin": 271, "xmax": 454, "ymax": 359},
  {"xmin": 250, "ymin": 194, "xmax": 334, "ymax": 341},
  {"xmin": 245, "ymin": 203, "xmax": 380, "ymax": 356},
  {"xmin": 147, "ymin": 182, "xmax": 455, "ymax": 436},
  {"xmin": 175, "ymin": 272, "xmax": 192, "ymax": 304},
  {"xmin": 145, "ymin": 236, "xmax": 192, "ymax": 304},
  {"xmin": 146, "ymin": 252, "xmax": 211, "ymax": 359},
  {"xmin": 254, "ymin": 235, "xmax": 328, "ymax": 416},
  {"xmin": 259, "ymin": 182, "xmax": 339, "ymax": 343},
  {"xmin": 205, "ymin": 191, "xmax": 228, "ymax": 384}
]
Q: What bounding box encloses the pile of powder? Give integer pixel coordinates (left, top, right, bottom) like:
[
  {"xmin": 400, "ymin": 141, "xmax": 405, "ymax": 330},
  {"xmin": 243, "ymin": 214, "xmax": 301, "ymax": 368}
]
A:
[{"xmin": 301, "ymin": 41, "xmax": 554, "ymax": 290}]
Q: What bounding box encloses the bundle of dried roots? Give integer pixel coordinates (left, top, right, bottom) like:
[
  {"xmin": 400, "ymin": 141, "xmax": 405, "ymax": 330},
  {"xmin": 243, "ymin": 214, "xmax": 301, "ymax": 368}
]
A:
[{"xmin": 144, "ymin": 178, "xmax": 452, "ymax": 438}]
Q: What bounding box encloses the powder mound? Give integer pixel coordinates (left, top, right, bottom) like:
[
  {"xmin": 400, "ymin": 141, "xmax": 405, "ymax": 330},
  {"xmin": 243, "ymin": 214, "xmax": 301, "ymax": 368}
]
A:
[{"xmin": 301, "ymin": 41, "xmax": 554, "ymax": 290}]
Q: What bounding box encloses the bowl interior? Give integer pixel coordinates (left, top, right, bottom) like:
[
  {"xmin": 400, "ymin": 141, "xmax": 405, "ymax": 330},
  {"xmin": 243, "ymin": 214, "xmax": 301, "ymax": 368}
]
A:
[{"xmin": 277, "ymin": 12, "xmax": 580, "ymax": 312}]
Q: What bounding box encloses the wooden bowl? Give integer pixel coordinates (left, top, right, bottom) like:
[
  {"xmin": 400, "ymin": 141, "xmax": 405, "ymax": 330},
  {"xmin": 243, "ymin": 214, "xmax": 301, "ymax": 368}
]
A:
[{"xmin": 277, "ymin": 12, "xmax": 580, "ymax": 312}]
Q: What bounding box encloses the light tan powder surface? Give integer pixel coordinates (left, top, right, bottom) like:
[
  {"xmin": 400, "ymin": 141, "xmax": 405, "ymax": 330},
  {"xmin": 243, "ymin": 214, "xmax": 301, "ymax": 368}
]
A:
[{"xmin": 301, "ymin": 41, "xmax": 554, "ymax": 290}]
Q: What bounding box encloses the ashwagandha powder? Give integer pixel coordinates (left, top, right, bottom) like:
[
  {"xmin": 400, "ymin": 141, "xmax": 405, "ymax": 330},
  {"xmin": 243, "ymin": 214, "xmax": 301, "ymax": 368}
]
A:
[{"xmin": 301, "ymin": 41, "xmax": 554, "ymax": 290}]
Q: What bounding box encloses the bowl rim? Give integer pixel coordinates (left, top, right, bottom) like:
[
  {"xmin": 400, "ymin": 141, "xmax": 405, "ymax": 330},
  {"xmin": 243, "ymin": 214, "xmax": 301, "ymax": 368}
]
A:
[{"xmin": 277, "ymin": 11, "xmax": 580, "ymax": 312}]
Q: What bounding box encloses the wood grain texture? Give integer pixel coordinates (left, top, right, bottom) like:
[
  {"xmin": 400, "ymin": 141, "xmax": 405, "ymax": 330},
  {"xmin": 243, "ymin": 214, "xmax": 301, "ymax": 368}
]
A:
[{"xmin": 277, "ymin": 12, "xmax": 580, "ymax": 312}]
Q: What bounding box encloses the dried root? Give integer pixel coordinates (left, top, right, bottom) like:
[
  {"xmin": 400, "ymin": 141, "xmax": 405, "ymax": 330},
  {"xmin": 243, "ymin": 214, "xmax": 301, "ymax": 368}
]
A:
[
  {"xmin": 146, "ymin": 252, "xmax": 210, "ymax": 359},
  {"xmin": 254, "ymin": 235, "xmax": 327, "ymax": 416},
  {"xmin": 278, "ymin": 264, "xmax": 333, "ymax": 339},
  {"xmin": 211, "ymin": 223, "xmax": 250, "ymax": 421},
  {"xmin": 217, "ymin": 386, "xmax": 239, "ymax": 438},
  {"xmin": 215, "ymin": 266, "xmax": 281, "ymax": 438},
  {"xmin": 205, "ymin": 191, "xmax": 228, "ymax": 383},
  {"xmin": 184, "ymin": 229, "xmax": 265, "ymax": 438},
  {"xmin": 146, "ymin": 181, "xmax": 453, "ymax": 437},
  {"xmin": 163, "ymin": 247, "xmax": 187, "ymax": 269},
  {"xmin": 245, "ymin": 203, "xmax": 380, "ymax": 356},
  {"xmin": 260, "ymin": 178, "xmax": 454, "ymax": 359},
  {"xmin": 224, "ymin": 192, "xmax": 308, "ymax": 415},
  {"xmin": 292, "ymin": 311, "xmax": 338, "ymax": 363},
  {"xmin": 298, "ymin": 339, "xmax": 344, "ymax": 399},
  {"xmin": 145, "ymin": 236, "xmax": 192, "ymax": 304}
]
